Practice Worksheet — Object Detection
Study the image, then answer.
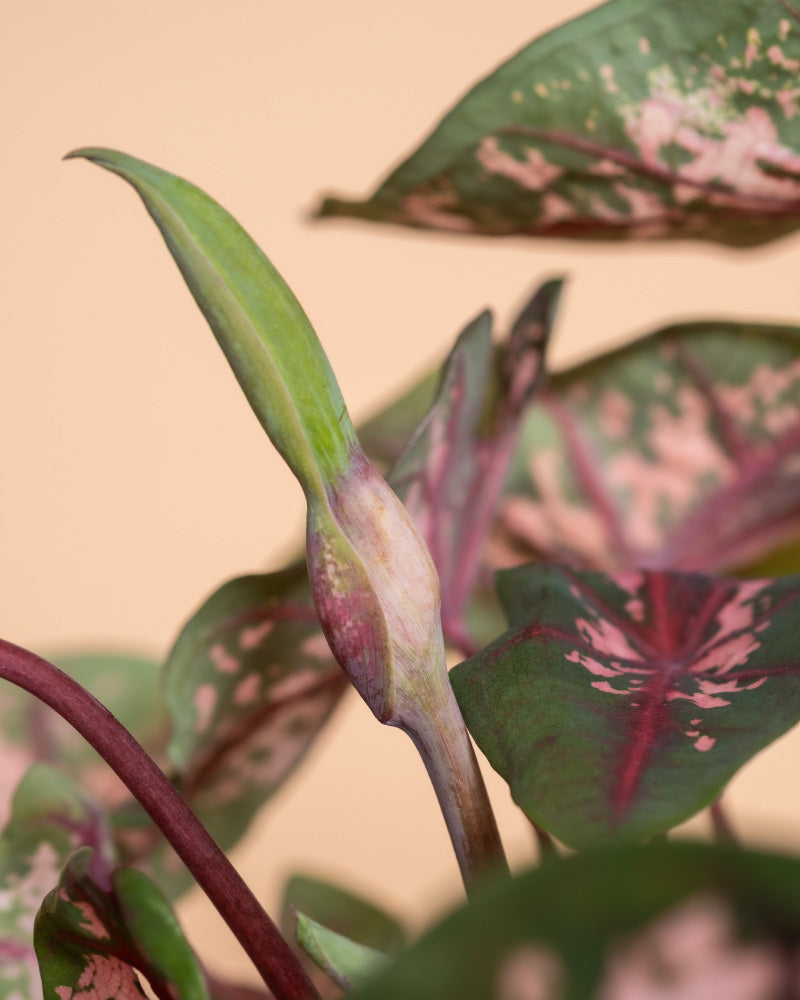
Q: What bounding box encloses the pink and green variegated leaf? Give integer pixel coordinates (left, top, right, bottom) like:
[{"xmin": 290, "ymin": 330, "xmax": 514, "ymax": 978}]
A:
[
  {"xmin": 319, "ymin": 0, "xmax": 800, "ymax": 246},
  {"xmin": 162, "ymin": 565, "xmax": 347, "ymax": 854},
  {"xmin": 494, "ymin": 320, "xmax": 800, "ymax": 575},
  {"xmin": 35, "ymin": 848, "xmax": 207, "ymax": 1000},
  {"xmin": 351, "ymin": 841, "xmax": 800, "ymax": 1000},
  {"xmin": 0, "ymin": 654, "xmax": 164, "ymax": 832},
  {"xmin": 450, "ymin": 564, "xmax": 800, "ymax": 848},
  {"xmin": 0, "ymin": 765, "xmax": 114, "ymax": 1000},
  {"xmin": 388, "ymin": 280, "xmax": 560, "ymax": 653}
]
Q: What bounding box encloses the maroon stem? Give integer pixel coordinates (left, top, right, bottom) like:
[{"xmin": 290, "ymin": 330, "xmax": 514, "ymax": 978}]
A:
[{"xmin": 0, "ymin": 638, "xmax": 319, "ymax": 1000}]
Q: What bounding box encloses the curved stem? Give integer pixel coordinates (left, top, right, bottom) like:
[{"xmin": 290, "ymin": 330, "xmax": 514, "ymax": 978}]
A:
[{"xmin": 0, "ymin": 638, "xmax": 319, "ymax": 1000}]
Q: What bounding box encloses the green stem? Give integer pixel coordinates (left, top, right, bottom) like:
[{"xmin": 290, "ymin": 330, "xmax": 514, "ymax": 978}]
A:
[{"xmin": 403, "ymin": 683, "xmax": 508, "ymax": 894}]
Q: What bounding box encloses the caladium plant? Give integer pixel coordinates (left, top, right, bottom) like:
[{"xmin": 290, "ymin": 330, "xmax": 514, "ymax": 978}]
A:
[{"xmin": 3, "ymin": 0, "xmax": 800, "ymax": 997}]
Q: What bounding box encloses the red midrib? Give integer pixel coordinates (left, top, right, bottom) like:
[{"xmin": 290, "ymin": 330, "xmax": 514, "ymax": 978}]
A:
[{"xmin": 611, "ymin": 573, "xmax": 681, "ymax": 826}]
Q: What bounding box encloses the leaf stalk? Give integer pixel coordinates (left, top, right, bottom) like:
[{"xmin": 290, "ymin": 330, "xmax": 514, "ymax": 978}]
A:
[{"xmin": 0, "ymin": 638, "xmax": 319, "ymax": 1000}]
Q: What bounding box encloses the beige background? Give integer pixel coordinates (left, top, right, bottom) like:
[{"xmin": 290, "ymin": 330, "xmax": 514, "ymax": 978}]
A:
[{"xmin": 3, "ymin": 0, "xmax": 800, "ymax": 985}]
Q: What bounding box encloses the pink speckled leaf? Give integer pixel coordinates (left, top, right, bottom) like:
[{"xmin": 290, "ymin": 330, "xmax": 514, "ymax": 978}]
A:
[
  {"xmin": 162, "ymin": 565, "xmax": 347, "ymax": 856},
  {"xmin": 35, "ymin": 848, "xmax": 207, "ymax": 1000},
  {"xmin": 320, "ymin": 0, "xmax": 800, "ymax": 246},
  {"xmin": 388, "ymin": 279, "xmax": 560, "ymax": 652},
  {"xmin": 450, "ymin": 564, "xmax": 800, "ymax": 847},
  {"xmin": 0, "ymin": 766, "xmax": 113, "ymax": 1000},
  {"xmin": 494, "ymin": 320, "xmax": 800, "ymax": 575}
]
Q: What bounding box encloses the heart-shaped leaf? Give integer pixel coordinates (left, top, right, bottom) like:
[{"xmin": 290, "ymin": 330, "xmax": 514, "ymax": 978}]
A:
[
  {"xmin": 495, "ymin": 319, "xmax": 800, "ymax": 575},
  {"xmin": 35, "ymin": 847, "xmax": 207, "ymax": 1000},
  {"xmin": 389, "ymin": 280, "xmax": 560, "ymax": 653},
  {"xmin": 351, "ymin": 841, "xmax": 800, "ymax": 1000},
  {"xmin": 0, "ymin": 765, "xmax": 113, "ymax": 1000},
  {"xmin": 450, "ymin": 563, "xmax": 800, "ymax": 847},
  {"xmin": 162, "ymin": 566, "xmax": 347, "ymax": 855},
  {"xmin": 319, "ymin": 0, "xmax": 800, "ymax": 246}
]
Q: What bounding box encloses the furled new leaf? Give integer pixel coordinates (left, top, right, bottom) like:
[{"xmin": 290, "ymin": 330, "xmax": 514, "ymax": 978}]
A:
[
  {"xmin": 162, "ymin": 566, "xmax": 347, "ymax": 856},
  {"xmin": 320, "ymin": 0, "xmax": 800, "ymax": 246},
  {"xmin": 389, "ymin": 280, "xmax": 560, "ymax": 653},
  {"xmin": 295, "ymin": 913, "xmax": 390, "ymax": 993},
  {"xmin": 35, "ymin": 848, "xmax": 207, "ymax": 1000},
  {"xmin": 70, "ymin": 146, "xmax": 505, "ymax": 887},
  {"xmin": 496, "ymin": 320, "xmax": 800, "ymax": 575},
  {"xmin": 351, "ymin": 841, "xmax": 800, "ymax": 1000},
  {"xmin": 451, "ymin": 564, "xmax": 800, "ymax": 847},
  {"xmin": 0, "ymin": 765, "xmax": 113, "ymax": 1000}
]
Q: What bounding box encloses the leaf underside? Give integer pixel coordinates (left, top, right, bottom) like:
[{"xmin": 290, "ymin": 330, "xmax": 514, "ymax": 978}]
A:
[
  {"xmin": 451, "ymin": 563, "xmax": 800, "ymax": 847},
  {"xmin": 388, "ymin": 279, "xmax": 561, "ymax": 651},
  {"xmin": 319, "ymin": 0, "xmax": 800, "ymax": 246}
]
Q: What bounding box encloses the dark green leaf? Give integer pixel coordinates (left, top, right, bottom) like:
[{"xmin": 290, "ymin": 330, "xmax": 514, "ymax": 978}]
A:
[
  {"xmin": 497, "ymin": 320, "xmax": 800, "ymax": 574},
  {"xmin": 352, "ymin": 841, "xmax": 800, "ymax": 1000},
  {"xmin": 451, "ymin": 564, "xmax": 800, "ymax": 847},
  {"xmin": 320, "ymin": 0, "xmax": 800, "ymax": 246},
  {"xmin": 35, "ymin": 848, "xmax": 207, "ymax": 1000},
  {"xmin": 282, "ymin": 874, "xmax": 406, "ymax": 998}
]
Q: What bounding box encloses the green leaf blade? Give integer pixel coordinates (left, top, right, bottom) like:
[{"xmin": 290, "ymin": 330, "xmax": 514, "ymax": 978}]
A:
[
  {"xmin": 295, "ymin": 912, "xmax": 390, "ymax": 993},
  {"xmin": 67, "ymin": 147, "xmax": 358, "ymax": 493}
]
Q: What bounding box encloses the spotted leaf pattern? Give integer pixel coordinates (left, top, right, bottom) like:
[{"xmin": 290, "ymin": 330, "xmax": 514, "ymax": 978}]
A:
[
  {"xmin": 0, "ymin": 766, "xmax": 113, "ymax": 1000},
  {"xmin": 162, "ymin": 566, "xmax": 347, "ymax": 856},
  {"xmin": 320, "ymin": 0, "xmax": 800, "ymax": 246},
  {"xmin": 495, "ymin": 320, "xmax": 800, "ymax": 575},
  {"xmin": 35, "ymin": 848, "xmax": 207, "ymax": 1000},
  {"xmin": 450, "ymin": 564, "xmax": 800, "ymax": 847}
]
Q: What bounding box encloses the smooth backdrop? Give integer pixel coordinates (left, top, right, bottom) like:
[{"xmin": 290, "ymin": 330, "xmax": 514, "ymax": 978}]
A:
[{"xmin": 3, "ymin": 1, "xmax": 800, "ymax": 984}]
